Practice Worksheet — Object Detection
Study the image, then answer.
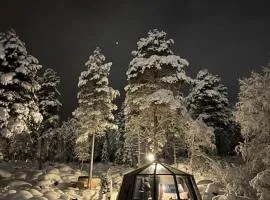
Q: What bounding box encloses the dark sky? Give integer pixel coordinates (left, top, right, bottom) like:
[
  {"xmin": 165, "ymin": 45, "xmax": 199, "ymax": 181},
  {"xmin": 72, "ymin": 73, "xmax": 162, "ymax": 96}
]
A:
[{"xmin": 1, "ymin": 0, "xmax": 270, "ymax": 120}]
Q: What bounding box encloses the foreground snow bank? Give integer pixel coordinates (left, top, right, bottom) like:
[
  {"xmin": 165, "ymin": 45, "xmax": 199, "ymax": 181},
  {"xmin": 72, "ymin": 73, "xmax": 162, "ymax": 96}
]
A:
[{"xmin": 0, "ymin": 161, "xmax": 129, "ymax": 200}]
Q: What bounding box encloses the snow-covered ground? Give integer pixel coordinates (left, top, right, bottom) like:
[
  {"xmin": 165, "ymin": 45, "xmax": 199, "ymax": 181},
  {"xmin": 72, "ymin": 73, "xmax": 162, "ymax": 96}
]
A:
[
  {"xmin": 0, "ymin": 160, "xmax": 226, "ymax": 200},
  {"xmin": 0, "ymin": 161, "xmax": 132, "ymax": 200}
]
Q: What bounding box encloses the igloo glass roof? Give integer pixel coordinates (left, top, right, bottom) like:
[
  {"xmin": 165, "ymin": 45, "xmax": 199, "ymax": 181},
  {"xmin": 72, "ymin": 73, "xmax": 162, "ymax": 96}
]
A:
[
  {"xmin": 137, "ymin": 162, "xmax": 189, "ymax": 175},
  {"xmin": 117, "ymin": 161, "xmax": 202, "ymax": 200}
]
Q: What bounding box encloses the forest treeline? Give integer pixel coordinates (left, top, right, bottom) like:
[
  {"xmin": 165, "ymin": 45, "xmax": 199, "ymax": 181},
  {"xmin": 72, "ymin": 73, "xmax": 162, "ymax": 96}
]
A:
[{"xmin": 0, "ymin": 29, "xmax": 269, "ymax": 200}]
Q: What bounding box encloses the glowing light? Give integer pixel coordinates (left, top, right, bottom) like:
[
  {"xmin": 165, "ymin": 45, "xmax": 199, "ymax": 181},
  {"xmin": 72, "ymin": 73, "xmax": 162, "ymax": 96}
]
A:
[{"xmin": 146, "ymin": 153, "xmax": 155, "ymax": 162}]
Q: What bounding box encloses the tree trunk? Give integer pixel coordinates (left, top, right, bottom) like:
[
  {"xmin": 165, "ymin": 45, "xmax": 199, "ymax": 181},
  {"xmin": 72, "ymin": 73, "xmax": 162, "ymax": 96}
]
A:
[
  {"xmin": 88, "ymin": 133, "xmax": 95, "ymax": 189},
  {"xmin": 173, "ymin": 137, "xmax": 177, "ymax": 166},
  {"xmin": 137, "ymin": 132, "xmax": 141, "ymax": 166},
  {"xmin": 145, "ymin": 137, "xmax": 148, "ymax": 164},
  {"xmin": 153, "ymin": 106, "xmax": 158, "ymax": 155},
  {"xmin": 189, "ymin": 129, "xmax": 195, "ymax": 173},
  {"xmin": 80, "ymin": 159, "xmax": 84, "ymax": 172},
  {"xmin": 60, "ymin": 136, "xmax": 65, "ymax": 162},
  {"xmin": 38, "ymin": 137, "xmax": 44, "ymax": 170}
]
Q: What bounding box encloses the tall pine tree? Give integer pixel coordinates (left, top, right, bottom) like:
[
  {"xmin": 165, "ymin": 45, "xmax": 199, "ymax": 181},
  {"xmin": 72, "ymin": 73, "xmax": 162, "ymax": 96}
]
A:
[
  {"xmin": 102, "ymin": 104, "xmax": 125, "ymax": 164},
  {"xmin": 57, "ymin": 118, "xmax": 76, "ymax": 162},
  {"xmin": 37, "ymin": 68, "xmax": 61, "ymax": 168},
  {"xmin": 114, "ymin": 105, "xmax": 125, "ymax": 164},
  {"xmin": 0, "ymin": 30, "xmax": 43, "ymax": 138},
  {"xmin": 186, "ymin": 69, "xmax": 239, "ymax": 155},
  {"xmin": 0, "ymin": 30, "xmax": 43, "ymax": 159},
  {"xmin": 38, "ymin": 68, "xmax": 61, "ymax": 131},
  {"xmin": 73, "ymin": 47, "xmax": 119, "ymax": 187},
  {"xmin": 124, "ymin": 29, "xmax": 190, "ymax": 165}
]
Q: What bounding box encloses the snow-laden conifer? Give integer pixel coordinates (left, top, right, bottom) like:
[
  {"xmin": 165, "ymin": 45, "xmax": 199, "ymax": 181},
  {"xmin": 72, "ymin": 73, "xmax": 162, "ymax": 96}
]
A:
[
  {"xmin": 186, "ymin": 69, "xmax": 230, "ymax": 124},
  {"xmin": 73, "ymin": 47, "xmax": 119, "ymax": 187},
  {"xmin": 36, "ymin": 68, "xmax": 61, "ymax": 168},
  {"xmin": 124, "ymin": 29, "xmax": 190, "ymax": 165},
  {"xmin": 114, "ymin": 106, "xmax": 125, "ymax": 164},
  {"xmin": 0, "ymin": 30, "xmax": 42, "ymax": 138},
  {"xmin": 186, "ymin": 69, "xmax": 238, "ymax": 155},
  {"xmin": 38, "ymin": 68, "xmax": 61, "ymax": 129}
]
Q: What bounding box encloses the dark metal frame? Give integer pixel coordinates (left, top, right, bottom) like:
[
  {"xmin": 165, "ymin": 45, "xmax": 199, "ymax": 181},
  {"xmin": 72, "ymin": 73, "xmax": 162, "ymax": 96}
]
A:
[{"xmin": 117, "ymin": 161, "xmax": 202, "ymax": 200}]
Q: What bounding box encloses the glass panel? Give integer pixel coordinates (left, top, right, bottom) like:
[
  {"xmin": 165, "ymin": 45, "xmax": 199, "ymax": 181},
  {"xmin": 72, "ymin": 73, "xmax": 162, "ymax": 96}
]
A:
[
  {"xmin": 176, "ymin": 176, "xmax": 193, "ymax": 200},
  {"xmin": 155, "ymin": 163, "xmax": 171, "ymax": 174},
  {"xmin": 139, "ymin": 163, "xmax": 172, "ymax": 175},
  {"xmin": 139, "ymin": 164, "xmax": 155, "ymax": 174},
  {"xmin": 133, "ymin": 175, "xmax": 154, "ymax": 200},
  {"xmin": 162, "ymin": 164, "xmax": 187, "ymax": 175},
  {"xmin": 157, "ymin": 175, "xmax": 179, "ymax": 200}
]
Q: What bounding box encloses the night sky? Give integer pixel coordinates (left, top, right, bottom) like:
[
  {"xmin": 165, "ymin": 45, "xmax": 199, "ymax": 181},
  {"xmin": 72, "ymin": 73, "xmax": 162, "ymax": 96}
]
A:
[{"xmin": 0, "ymin": 0, "xmax": 269, "ymax": 120}]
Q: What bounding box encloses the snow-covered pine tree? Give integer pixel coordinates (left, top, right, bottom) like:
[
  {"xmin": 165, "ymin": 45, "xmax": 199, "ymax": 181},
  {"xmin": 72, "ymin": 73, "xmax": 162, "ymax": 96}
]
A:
[
  {"xmin": 101, "ymin": 132, "xmax": 110, "ymax": 163},
  {"xmin": 102, "ymin": 104, "xmax": 126, "ymax": 164},
  {"xmin": 73, "ymin": 47, "xmax": 119, "ymax": 187},
  {"xmin": 0, "ymin": 30, "xmax": 43, "ymax": 158},
  {"xmin": 57, "ymin": 118, "xmax": 76, "ymax": 162},
  {"xmin": 37, "ymin": 68, "xmax": 61, "ymax": 167},
  {"xmin": 124, "ymin": 29, "xmax": 190, "ymax": 165},
  {"xmin": 186, "ymin": 69, "xmax": 238, "ymax": 155},
  {"xmin": 234, "ymin": 66, "xmax": 270, "ymax": 200},
  {"xmin": 114, "ymin": 105, "xmax": 125, "ymax": 164},
  {"xmin": 38, "ymin": 68, "xmax": 61, "ymax": 131},
  {"xmin": 101, "ymin": 129, "xmax": 117, "ymax": 163}
]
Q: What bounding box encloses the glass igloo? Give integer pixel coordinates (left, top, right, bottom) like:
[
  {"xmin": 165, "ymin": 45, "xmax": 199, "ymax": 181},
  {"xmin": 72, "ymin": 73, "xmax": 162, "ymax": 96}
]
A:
[{"xmin": 117, "ymin": 161, "xmax": 201, "ymax": 200}]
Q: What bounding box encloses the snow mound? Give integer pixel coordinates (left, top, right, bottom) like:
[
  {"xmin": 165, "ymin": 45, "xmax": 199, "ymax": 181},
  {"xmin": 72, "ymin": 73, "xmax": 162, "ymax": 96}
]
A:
[
  {"xmin": 62, "ymin": 188, "xmax": 83, "ymax": 199},
  {"xmin": 0, "ymin": 169, "xmax": 12, "ymax": 178},
  {"xmin": 61, "ymin": 174, "xmax": 77, "ymax": 182},
  {"xmin": 14, "ymin": 171, "xmax": 27, "ymax": 180},
  {"xmin": 0, "ymin": 152, "xmax": 4, "ymax": 161},
  {"xmin": 212, "ymin": 195, "xmax": 227, "ymax": 200},
  {"xmin": 74, "ymin": 170, "xmax": 82, "ymax": 176},
  {"xmin": 80, "ymin": 189, "xmax": 99, "ymax": 200},
  {"xmin": 205, "ymin": 182, "xmax": 223, "ymax": 194},
  {"xmin": 6, "ymin": 189, "xmax": 17, "ymax": 194},
  {"xmin": 37, "ymin": 180, "xmax": 52, "ymax": 189},
  {"xmin": 43, "ymin": 191, "xmax": 60, "ymax": 200},
  {"xmin": 29, "ymin": 197, "xmax": 48, "ymax": 200},
  {"xmin": 197, "ymin": 184, "xmax": 207, "ymax": 195},
  {"xmin": 31, "ymin": 171, "xmax": 43, "ymax": 180},
  {"xmin": 60, "ymin": 195, "xmax": 71, "ymax": 200},
  {"xmin": 64, "ymin": 188, "xmax": 76, "ymax": 195},
  {"xmin": 29, "ymin": 189, "xmax": 43, "ymax": 197},
  {"xmin": 10, "ymin": 190, "xmax": 33, "ymax": 199},
  {"xmin": 204, "ymin": 182, "xmax": 224, "ymax": 200},
  {"xmin": 43, "ymin": 173, "xmax": 62, "ymax": 183},
  {"xmin": 47, "ymin": 168, "xmax": 60, "ymax": 175},
  {"xmin": 58, "ymin": 165, "xmax": 73, "ymax": 173},
  {"xmin": 9, "ymin": 180, "xmax": 32, "ymax": 188}
]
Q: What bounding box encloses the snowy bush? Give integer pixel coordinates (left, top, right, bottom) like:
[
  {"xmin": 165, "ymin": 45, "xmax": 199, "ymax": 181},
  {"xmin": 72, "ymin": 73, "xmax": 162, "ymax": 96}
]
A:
[
  {"xmin": 250, "ymin": 169, "xmax": 270, "ymax": 200},
  {"xmin": 223, "ymin": 66, "xmax": 270, "ymax": 199}
]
